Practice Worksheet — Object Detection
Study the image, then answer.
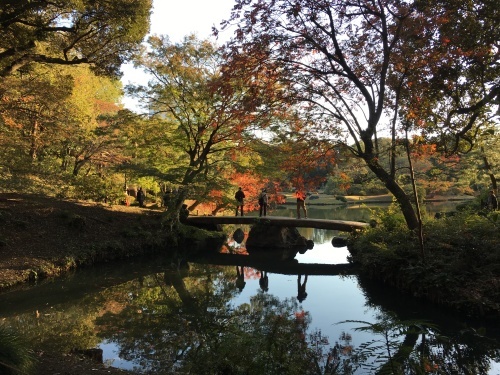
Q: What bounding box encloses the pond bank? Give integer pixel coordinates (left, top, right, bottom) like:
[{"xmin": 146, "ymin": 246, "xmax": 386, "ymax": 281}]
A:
[
  {"xmin": 0, "ymin": 193, "xmax": 476, "ymax": 291},
  {"xmin": 0, "ymin": 192, "xmax": 495, "ymax": 375},
  {"xmin": 281, "ymin": 193, "xmax": 475, "ymax": 205},
  {"xmin": 348, "ymin": 207, "xmax": 500, "ymax": 322},
  {"xmin": 0, "ymin": 193, "xmax": 167, "ymax": 291}
]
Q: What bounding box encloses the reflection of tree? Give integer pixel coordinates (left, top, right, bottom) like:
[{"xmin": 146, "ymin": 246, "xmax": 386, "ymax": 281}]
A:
[
  {"xmin": 94, "ymin": 265, "xmax": 362, "ymax": 374},
  {"xmin": 90, "ymin": 263, "xmax": 500, "ymax": 374},
  {"xmin": 94, "ymin": 265, "xmax": 240, "ymax": 371},
  {"xmin": 356, "ymin": 276, "xmax": 500, "ymax": 374},
  {"xmin": 8, "ymin": 297, "xmax": 104, "ymax": 353},
  {"xmin": 7, "ymin": 260, "xmax": 496, "ymax": 374},
  {"xmin": 182, "ymin": 293, "xmax": 362, "ymax": 374},
  {"xmin": 342, "ymin": 316, "xmax": 500, "ymax": 375}
]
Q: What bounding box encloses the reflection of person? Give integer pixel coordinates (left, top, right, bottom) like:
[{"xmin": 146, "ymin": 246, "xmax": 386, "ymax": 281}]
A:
[
  {"xmin": 295, "ymin": 190, "xmax": 307, "ymax": 219},
  {"xmin": 297, "ymin": 274, "xmax": 308, "ymax": 302},
  {"xmin": 487, "ymin": 190, "xmax": 498, "ymax": 211},
  {"xmin": 137, "ymin": 187, "xmax": 145, "ymax": 207},
  {"xmin": 259, "ymin": 271, "xmax": 269, "ymax": 292},
  {"xmin": 236, "ymin": 266, "xmax": 246, "ymax": 292},
  {"xmin": 258, "ymin": 188, "xmax": 268, "ymax": 217},
  {"xmin": 235, "ymin": 187, "xmax": 246, "ymax": 216}
]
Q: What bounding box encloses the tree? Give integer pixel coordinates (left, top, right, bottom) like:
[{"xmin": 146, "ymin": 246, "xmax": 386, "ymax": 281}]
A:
[
  {"xmin": 128, "ymin": 35, "xmax": 280, "ymax": 219},
  {"xmin": 0, "ymin": 66, "xmax": 74, "ymax": 162},
  {"xmin": 396, "ymin": 0, "xmax": 500, "ymax": 156},
  {"xmin": 57, "ymin": 66, "xmax": 125, "ymax": 177},
  {"xmin": 0, "ymin": 0, "xmax": 152, "ymax": 77},
  {"xmin": 0, "ymin": 64, "xmax": 127, "ymax": 199},
  {"xmin": 222, "ymin": 0, "xmax": 499, "ymax": 230}
]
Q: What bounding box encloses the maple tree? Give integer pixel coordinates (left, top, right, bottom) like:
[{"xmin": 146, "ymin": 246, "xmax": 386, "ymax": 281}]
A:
[
  {"xmin": 394, "ymin": 0, "xmax": 499, "ymax": 155},
  {"xmin": 126, "ymin": 35, "xmax": 283, "ymax": 219},
  {"xmin": 222, "ymin": 0, "xmax": 499, "ymax": 230},
  {"xmin": 1, "ymin": 65, "xmax": 122, "ymax": 164}
]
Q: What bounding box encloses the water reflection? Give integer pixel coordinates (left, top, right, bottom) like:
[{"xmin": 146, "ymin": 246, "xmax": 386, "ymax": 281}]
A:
[
  {"xmin": 0, "ymin": 205, "xmax": 498, "ymax": 374},
  {"xmin": 297, "ymin": 275, "xmax": 308, "ymax": 302}
]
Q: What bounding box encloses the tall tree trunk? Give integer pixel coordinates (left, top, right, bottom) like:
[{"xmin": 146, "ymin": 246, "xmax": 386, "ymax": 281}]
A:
[
  {"xmin": 481, "ymin": 147, "xmax": 498, "ymax": 191},
  {"xmin": 164, "ymin": 271, "xmax": 196, "ymax": 309},
  {"xmin": 405, "ymin": 131, "xmax": 425, "ymax": 259},
  {"xmin": 376, "ymin": 330, "xmax": 419, "ymax": 375},
  {"xmin": 29, "ymin": 119, "xmax": 39, "ymax": 160},
  {"xmin": 188, "ymin": 200, "xmax": 201, "ymax": 211},
  {"xmin": 73, "ymin": 159, "xmax": 86, "ymax": 176},
  {"xmin": 163, "ymin": 188, "xmax": 188, "ymax": 231},
  {"xmin": 361, "ymin": 136, "xmax": 419, "ymax": 230}
]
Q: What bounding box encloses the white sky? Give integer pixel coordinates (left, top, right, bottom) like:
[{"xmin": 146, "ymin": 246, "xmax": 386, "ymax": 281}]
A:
[
  {"xmin": 120, "ymin": 0, "xmax": 236, "ymax": 109},
  {"xmin": 149, "ymin": 0, "xmax": 235, "ymax": 42}
]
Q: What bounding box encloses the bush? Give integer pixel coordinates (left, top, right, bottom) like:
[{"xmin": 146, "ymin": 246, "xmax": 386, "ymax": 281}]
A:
[
  {"xmin": 64, "ymin": 174, "xmax": 124, "ymax": 203},
  {"xmin": 347, "ymin": 184, "xmax": 365, "ymax": 195},
  {"xmin": 0, "ymin": 325, "xmax": 35, "ymax": 375},
  {"xmin": 349, "ymin": 209, "xmax": 500, "ymax": 318}
]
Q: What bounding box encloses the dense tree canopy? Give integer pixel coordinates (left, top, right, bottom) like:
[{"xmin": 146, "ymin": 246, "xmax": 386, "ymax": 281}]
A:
[
  {"xmin": 0, "ymin": 63, "xmax": 126, "ymax": 199},
  {"xmin": 222, "ymin": 0, "xmax": 499, "ymax": 229},
  {"xmin": 127, "ymin": 35, "xmax": 283, "ymax": 214},
  {"xmin": 0, "ymin": 0, "xmax": 152, "ymax": 77},
  {"xmin": 396, "ymin": 0, "xmax": 500, "ymax": 154},
  {"xmin": 0, "ymin": 0, "xmax": 496, "ymax": 217}
]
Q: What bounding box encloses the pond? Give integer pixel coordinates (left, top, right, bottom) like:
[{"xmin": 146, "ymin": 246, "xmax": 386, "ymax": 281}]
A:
[{"xmin": 1, "ymin": 202, "xmax": 499, "ymax": 374}]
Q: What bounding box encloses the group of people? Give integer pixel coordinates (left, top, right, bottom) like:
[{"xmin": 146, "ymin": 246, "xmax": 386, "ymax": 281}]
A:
[
  {"xmin": 234, "ymin": 187, "xmax": 308, "ymax": 218},
  {"xmin": 135, "ymin": 185, "xmax": 312, "ymax": 218},
  {"xmin": 236, "ymin": 267, "xmax": 308, "ymax": 302},
  {"xmin": 235, "ymin": 187, "xmax": 270, "ymax": 217}
]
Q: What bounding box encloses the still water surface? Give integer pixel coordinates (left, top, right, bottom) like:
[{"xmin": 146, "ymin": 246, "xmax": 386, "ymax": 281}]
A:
[{"xmin": 1, "ymin": 202, "xmax": 499, "ymax": 374}]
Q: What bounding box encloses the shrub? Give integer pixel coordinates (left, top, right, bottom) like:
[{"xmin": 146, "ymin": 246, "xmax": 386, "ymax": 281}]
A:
[
  {"xmin": 349, "ymin": 209, "xmax": 500, "ymax": 318},
  {"xmin": 0, "ymin": 325, "xmax": 35, "ymax": 375}
]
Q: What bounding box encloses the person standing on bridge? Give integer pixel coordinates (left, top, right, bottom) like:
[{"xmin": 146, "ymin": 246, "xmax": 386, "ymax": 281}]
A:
[
  {"xmin": 235, "ymin": 187, "xmax": 245, "ymax": 216},
  {"xmin": 258, "ymin": 188, "xmax": 268, "ymax": 217},
  {"xmin": 295, "ymin": 190, "xmax": 307, "ymax": 219}
]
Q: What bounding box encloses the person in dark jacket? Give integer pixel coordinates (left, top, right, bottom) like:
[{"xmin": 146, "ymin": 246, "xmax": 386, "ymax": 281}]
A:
[
  {"xmin": 137, "ymin": 187, "xmax": 145, "ymax": 207},
  {"xmin": 235, "ymin": 187, "xmax": 245, "ymax": 216},
  {"xmin": 258, "ymin": 188, "xmax": 268, "ymax": 217},
  {"xmin": 297, "ymin": 274, "xmax": 308, "ymax": 302}
]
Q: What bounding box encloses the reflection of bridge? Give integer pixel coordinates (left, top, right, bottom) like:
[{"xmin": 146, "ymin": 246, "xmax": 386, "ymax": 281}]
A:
[
  {"xmin": 192, "ymin": 253, "xmax": 356, "ymax": 276},
  {"xmin": 185, "ymin": 216, "xmax": 369, "ymax": 232}
]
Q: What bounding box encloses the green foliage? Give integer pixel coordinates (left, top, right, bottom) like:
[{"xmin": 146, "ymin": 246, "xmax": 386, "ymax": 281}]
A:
[
  {"xmin": 0, "ymin": 324, "xmax": 35, "ymax": 375},
  {"xmin": 0, "ymin": 61, "xmax": 128, "ymax": 199},
  {"xmin": 341, "ymin": 318, "xmax": 438, "ymax": 375},
  {"xmin": 347, "ymin": 184, "xmax": 366, "ymax": 196},
  {"xmin": 0, "ymin": 0, "xmax": 152, "ymax": 77},
  {"xmin": 375, "ymin": 204, "xmax": 408, "ymax": 232},
  {"xmin": 349, "ymin": 210, "xmax": 500, "ymax": 318},
  {"xmin": 63, "ymin": 174, "xmax": 125, "ymax": 203}
]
